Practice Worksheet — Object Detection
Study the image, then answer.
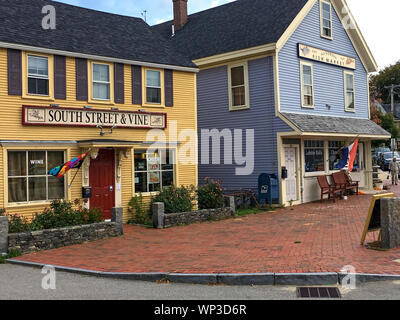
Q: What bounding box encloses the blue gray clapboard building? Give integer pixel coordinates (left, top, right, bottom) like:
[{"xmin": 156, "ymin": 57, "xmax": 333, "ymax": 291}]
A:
[{"xmin": 155, "ymin": 0, "xmax": 391, "ymax": 206}]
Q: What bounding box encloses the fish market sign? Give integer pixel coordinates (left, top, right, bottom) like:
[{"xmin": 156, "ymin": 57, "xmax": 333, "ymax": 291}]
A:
[
  {"xmin": 22, "ymin": 106, "xmax": 166, "ymax": 129},
  {"xmin": 298, "ymin": 44, "xmax": 356, "ymax": 70}
]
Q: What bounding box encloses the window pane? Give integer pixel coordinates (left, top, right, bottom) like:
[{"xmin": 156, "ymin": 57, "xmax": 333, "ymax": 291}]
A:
[
  {"xmin": 146, "ymin": 70, "xmax": 161, "ymax": 87},
  {"xmin": 162, "ymin": 171, "xmax": 174, "ymax": 188},
  {"xmin": 322, "ymin": 4, "xmax": 331, "ymax": 19},
  {"xmin": 28, "ymin": 78, "xmax": 49, "ymax": 95},
  {"xmin": 93, "ymin": 83, "xmax": 110, "ymax": 100},
  {"xmin": 161, "ymin": 150, "xmax": 175, "ymax": 170},
  {"xmin": 346, "ymin": 74, "xmax": 354, "ymax": 89},
  {"xmin": 231, "ymin": 66, "xmax": 245, "ymax": 87},
  {"xmin": 304, "ymin": 95, "xmax": 313, "ymax": 106},
  {"xmin": 329, "ymin": 141, "xmax": 345, "ymax": 170},
  {"xmin": 8, "ymin": 152, "xmax": 26, "ymax": 176},
  {"xmin": 305, "ymin": 140, "xmax": 325, "ymax": 173},
  {"xmin": 28, "ymin": 56, "xmax": 48, "ymax": 77},
  {"xmin": 149, "ymin": 172, "xmax": 161, "ymax": 192},
  {"xmin": 48, "ymin": 176, "xmax": 65, "ymax": 200},
  {"xmin": 134, "ymin": 151, "xmax": 147, "ymax": 171},
  {"xmin": 135, "ymin": 172, "xmax": 147, "ymax": 193},
  {"xmin": 93, "ymin": 64, "xmax": 110, "ymax": 82},
  {"xmin": 8, "ymin": 178, "xmax": 27, "ymax": 203},
  {"xmin": 346, "ymin": 92, "xmax": 354, "ymax": 109},
  {"xmin": 148, "ymin": 151, "xmax": 161, "ymax": 171},
  {"xmin": 232, "ymin": 86, "xmax": 246, "ymax": 106},
  {"xmin": 28, "ymin": 151, "xmax": 46, "ymax": 175},
  {"xmin": 28, "ymin": 177, "xmax": 47, "ymax": 201},
  {"xmin": 323, "ymin": 19, "xmax": 331, "ymax": 29},
  {"xmin": 146, "ymin": 87, "xmax": 161, "ymax": 104},
  {"xmin": 48, "ymin": 151, "xmax": 64, "ymax": 171}
]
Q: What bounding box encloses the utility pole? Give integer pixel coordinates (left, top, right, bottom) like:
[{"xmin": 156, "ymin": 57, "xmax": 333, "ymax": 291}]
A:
[
  {"xmin": 141, "ymin": 10, "xmax": 147, "ymax": 23},
  {"xmin": 384, "ymin": 84, "xmax": 400, "ymax": 113}
]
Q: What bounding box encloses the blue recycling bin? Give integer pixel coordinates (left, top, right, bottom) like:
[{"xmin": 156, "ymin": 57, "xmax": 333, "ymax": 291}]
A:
[{"xmin": 258, "ymin": 173, "xmax": 279, "ymax": 205}]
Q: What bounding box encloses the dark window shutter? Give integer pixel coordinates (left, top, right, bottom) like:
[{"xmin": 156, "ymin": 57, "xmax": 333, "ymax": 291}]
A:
[
  {"xmin": 7, "ymin": 49, "xmax": 22, "ymax": 96},
  {"xmin": 165, "ymin": 69, "xmax": 174, "ymax": 107},
  {"xmin": 132, "ymin": 65, "xmax": 142, "ymax": 105},
  {"xmin": 54, "ymin": 55, "xmax": 66, "ymax": 100},
  {"xmin": 76, "ymin": 58, "xmax": 88, "ymax": 101},
  {"xmin": 114, "ymin": 63, "xmax": 125, "ymax": 104}
]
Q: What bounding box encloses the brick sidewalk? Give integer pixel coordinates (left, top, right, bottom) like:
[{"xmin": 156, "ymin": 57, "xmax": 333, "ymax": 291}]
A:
[{"xmin": 14, "ymin": 185, "xmax": 400, "ymax": 275}]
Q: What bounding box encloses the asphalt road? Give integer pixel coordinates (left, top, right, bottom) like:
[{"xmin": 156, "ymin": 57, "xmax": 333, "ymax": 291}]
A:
[{"xmin": 1, "ymin": 264, "xmax": 400, "ymax": 300}]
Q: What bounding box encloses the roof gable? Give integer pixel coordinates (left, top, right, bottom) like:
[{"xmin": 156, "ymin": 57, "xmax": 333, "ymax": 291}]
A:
[
  {"xmin": 0, "ymin": 0, "xmax": 196, "ymax": 68},
  {"xmin": 152, "ymin": 0, "xmax": 308, "ymax": 60}
]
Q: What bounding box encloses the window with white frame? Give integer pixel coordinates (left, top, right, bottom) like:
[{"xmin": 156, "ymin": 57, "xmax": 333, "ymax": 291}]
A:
[
  {"xmin": 146, "ymin": 70, "xmax": 162, "ymax": 104},
  {"xmin": 92, "ymin": 63, "xmax": 111, "ymax": 100},
  {"xmin": 229, "ymin": 64, "xmax": 248, "ymax": 109},
  {"xmin": 344, "ymin": 71, "xmax": 355, "ymax": 111},
  {"xmin": 304, "ymin": 140, "xmax": 325, "ymax": 173},
  {"xmin": 300, "ymin": 62, "xmax": 314, "ymax": 108},
  {"xmin": 7, "ymin": 151, "xmax": 65, "ymax": 204},
  {"xmin": 134, "ymin": 149, "xmax": 175, "ymax": 193},
  {"xmin": 27, "ymin": 55, "xmax": 49, "ymax": 96},
  {"xmin": 320, "ymin": 0, "xmax": 333, "ymax": 39}
]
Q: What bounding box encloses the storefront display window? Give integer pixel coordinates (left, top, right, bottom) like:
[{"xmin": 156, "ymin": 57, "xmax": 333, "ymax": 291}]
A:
[
  {"xmin": 304, "ymin": 140, "xmax": 325, "ymax": 173},
  {"xmin": 8, "ymin": 151, "xmax": 65, "ymax": 204},
  {"xmin": 134, "ymin": 149, "xmax": 175, "ymax": 193}
]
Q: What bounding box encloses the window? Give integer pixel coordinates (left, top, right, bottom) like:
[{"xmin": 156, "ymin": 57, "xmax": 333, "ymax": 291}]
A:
[
  {"xmin": 304, "ymin": 140, "xmax": 325, "ymax": 173},
  {"xmin": 8, "ymin": 151, "xmax": 65, "ymax": 204},
  {"xmin": 320, "ymin": 0, "xmax": 332, "ymax": 39},
  {"xmin": 134, "ymin": 149, "xmax": 175, "ymax": 193},
  {"xmin": 300, "ymin": 62, "xmax": 314, "ymax": 108},
  {"xmin": 92, "ymin": 63, "xmax": 111, "ymax": 100},
  {"xmin": 229, "ymin": 64, "xmax": 249, "ymax": 109},
  {"xmin": 344, "ymin": 71, "xmax": 355, "ymax": 111},
  {"xmin": 27, "ymin": 55, "xmax": 49, "ymax": 96},
  {"xmin": 329, "ymin": 141, "xmax": 345, "ymax": 170},
  {"xmin": 146, "ymin": 70, "xmax": 162, "ymax": 104}
]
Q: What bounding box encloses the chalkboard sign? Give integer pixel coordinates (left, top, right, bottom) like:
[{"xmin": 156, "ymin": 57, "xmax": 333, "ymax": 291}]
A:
[{"xmin": 361, "ymin": 193, "xmax": 394, "ymax": 245}]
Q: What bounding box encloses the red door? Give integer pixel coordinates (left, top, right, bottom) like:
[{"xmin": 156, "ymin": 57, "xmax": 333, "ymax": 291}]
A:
[{"xmin": 89, "ymin": 149, "xmax": 115, "ymax": 219}]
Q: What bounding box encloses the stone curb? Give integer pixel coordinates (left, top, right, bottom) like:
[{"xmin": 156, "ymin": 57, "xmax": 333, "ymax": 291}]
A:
[{"xmin": 6, "ymin": 259, "xmax": 400, "ymax": 286}]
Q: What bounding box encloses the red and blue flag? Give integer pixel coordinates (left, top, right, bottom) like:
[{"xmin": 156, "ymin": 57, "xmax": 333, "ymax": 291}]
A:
[{"xmin": 49, "ymin": 152, "xmax": 89, "ymax": 178}]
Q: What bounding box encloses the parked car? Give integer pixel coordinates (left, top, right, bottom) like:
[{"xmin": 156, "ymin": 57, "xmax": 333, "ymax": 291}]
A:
[
  {"xmin": 382, "ymin": 152, "xmax": 400, "ymax": 171},
  {"xmin": 373, "ymin": 147, "xmax": 391, "ymax": 163}
]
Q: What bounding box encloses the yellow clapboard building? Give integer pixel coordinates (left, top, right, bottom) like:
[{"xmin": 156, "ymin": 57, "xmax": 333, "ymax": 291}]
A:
[{"xmin": 0, "ymin": 1, "xmax": 198, "ymax": 222}]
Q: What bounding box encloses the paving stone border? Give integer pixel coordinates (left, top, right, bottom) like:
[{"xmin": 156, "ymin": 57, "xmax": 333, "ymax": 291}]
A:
[{"xmin": 7, "ymin": 259, "xmax": 400, "ymax": 286}]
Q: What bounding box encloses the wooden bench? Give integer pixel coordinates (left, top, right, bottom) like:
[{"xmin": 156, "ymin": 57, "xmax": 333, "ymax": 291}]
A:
[
  {"xmin": 317, "ymin": 175, "xmax": 342, "ymax": 202},
  {"xmin": 332, "ymin": 171, "xmax": 359, "ymax": 196}
]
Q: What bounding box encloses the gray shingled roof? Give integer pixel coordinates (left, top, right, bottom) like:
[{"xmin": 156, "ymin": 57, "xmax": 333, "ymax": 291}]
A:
[
  {"xmin": 281, "ymin": 113, "xmax": 391, "ymax": 137},
  {"xmin": 152, "ymin": 0, "xmax": 308, "ymax": 60},
  {"xmin": 0, "ymin": 0, "xmax": 196, "ymax": 68}
]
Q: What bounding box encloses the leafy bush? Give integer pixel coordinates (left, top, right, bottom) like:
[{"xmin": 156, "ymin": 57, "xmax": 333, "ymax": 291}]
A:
[
  {"xmin": 128, "ymin": 194, "xmax": 152, "ymax": 225},
  {"xmin": 0, "ymin": 249, "xmax": 21, "ymax": 264},
  {"xmin": 197, "ymin": 178, "xmax": 225, "ymax": 209},
  {"xmin": 7, "ymin": 199, "xmax": 103, "ymax": 234},
  {"xmin": 152, "ymin": 186, "xmax": 196, "ymax": 214}
]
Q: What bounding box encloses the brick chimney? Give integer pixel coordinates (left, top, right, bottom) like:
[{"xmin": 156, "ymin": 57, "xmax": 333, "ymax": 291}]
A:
[{"xmin": 173, "ymin": 0, "xmax": 188, "ymax": 31}]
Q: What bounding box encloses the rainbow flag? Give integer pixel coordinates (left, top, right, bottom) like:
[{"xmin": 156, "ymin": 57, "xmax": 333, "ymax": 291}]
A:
[{"xmin": 49, "ymin": 152, "xmax": 89, "ymax": 178}]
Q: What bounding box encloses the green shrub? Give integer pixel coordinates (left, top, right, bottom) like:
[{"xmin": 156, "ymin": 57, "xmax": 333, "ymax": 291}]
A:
[
  {"xmin": 0, "ymin": 249, "xmax": 21, "ymax": 264},
  {"xmin": 128, "ymin": 194, "xmax": 152, "ymax": 225},
  {"xmin": 152, "ymin": 185, "xmax": 196, "ymax": 214},
  {"xmin": 197, "ymin": 178, "xmax": 225, "ymax": 209},
  {"xmin": 8, "ymin": 199, "xmax": 103, "ymax": 233}
]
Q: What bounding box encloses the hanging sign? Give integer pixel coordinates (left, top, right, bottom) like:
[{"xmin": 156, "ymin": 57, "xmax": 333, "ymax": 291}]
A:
[
  {"xmin": 298, "ymin": 44, "xmax": 356, "ymax": 70},
  {"xmin": 22, "ymin": 106, "xmax": 167, "ymax": 129}
]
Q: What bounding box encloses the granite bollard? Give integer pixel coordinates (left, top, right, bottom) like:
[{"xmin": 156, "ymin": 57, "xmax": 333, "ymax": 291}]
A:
[
  {"xmin": 381, "ymin": 197, "xmax": 400, "ymax": 249},
  {"xmin": 0, "ymin": 216, "xmax": 8, "ymax": 254},
  {"xmin": 152, "ymin": 202, "xmax": 165, "ymax": 229},
  {"xmin": 111, "ymin": 207, "xmax": 124, "ymax": 235}
]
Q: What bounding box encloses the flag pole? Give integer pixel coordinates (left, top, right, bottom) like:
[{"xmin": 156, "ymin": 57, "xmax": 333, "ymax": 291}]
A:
[{"xmin": 68, "ymin": 165, "xmax": 82, "ymax": 189}]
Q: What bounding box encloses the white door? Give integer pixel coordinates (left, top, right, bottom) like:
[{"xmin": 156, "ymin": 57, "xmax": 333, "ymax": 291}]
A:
[{"xmin": 284, "ymin": 147, "xmax": 298, "ymax": 202}]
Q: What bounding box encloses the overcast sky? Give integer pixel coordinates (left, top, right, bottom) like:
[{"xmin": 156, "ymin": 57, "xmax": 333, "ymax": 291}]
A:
[{"xmin": 55, "ymin": 0, "xmax": 399, "ymax": 70}]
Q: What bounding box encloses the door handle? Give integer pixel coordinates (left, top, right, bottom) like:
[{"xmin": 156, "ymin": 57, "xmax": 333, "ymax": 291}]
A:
[{"xmin": 110, "ymin": 186, "xmax": 114, "ymax": 192}]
